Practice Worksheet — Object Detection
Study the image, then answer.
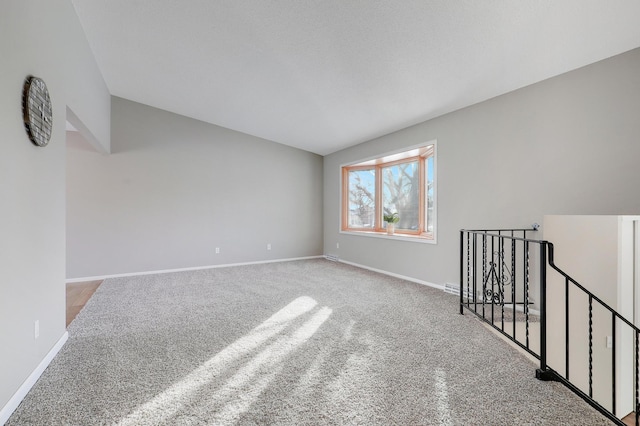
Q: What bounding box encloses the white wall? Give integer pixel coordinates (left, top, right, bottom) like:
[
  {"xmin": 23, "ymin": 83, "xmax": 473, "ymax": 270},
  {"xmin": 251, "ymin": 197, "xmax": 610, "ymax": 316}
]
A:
[
  {"xmin": 543, "ymin": 215, "xmax": 640, "ymax": 417},
  {"xmin": 0, "ymin": 0, "xmax": 109, "ymax": 415},
  {"xmin": 324, "ymin": 47, "xmax": 640, "ymax": 287},
  {"xmin": 543, "ymin": 215, "xmax": 619, "ymax": 411},
  {"xmin": 66, "ymin": 97, "xmax": 323, "ymax": 278}
]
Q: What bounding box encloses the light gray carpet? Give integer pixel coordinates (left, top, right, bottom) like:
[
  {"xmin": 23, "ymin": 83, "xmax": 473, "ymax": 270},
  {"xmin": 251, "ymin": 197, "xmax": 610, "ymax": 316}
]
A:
[{"xmin": 8, "ymin": 259, "xmax": 610, "ymax": 425}]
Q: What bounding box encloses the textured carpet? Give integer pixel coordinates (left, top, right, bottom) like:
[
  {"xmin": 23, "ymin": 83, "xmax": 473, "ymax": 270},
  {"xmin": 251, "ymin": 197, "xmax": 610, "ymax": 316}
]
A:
[{"xmin": 8, "ymin": 259, "xmax": 610, "ymax": 425}]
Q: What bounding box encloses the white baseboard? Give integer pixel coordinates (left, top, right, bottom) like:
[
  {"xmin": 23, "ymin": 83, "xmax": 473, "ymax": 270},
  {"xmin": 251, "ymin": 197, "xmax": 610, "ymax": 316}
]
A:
[
  {"xmin": 334, "ymin": 258, "xmax": 444, "ymax": 291},
  {"xmin": 0, "ymin": 331, "xmax": 69, "ymax": 425},
  {"xmin": 66, "ymin": 256, "xmax": 324, "ymax": 283}
]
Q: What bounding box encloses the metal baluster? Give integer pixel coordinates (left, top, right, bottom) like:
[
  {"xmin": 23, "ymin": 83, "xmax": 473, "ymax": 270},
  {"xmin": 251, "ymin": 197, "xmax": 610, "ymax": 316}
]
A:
[
  {"xmin": 482, "ymin": 234, "xmax": 487, "ymax": 318},
  {"xmin": 565, "ymin": 278, "xmax": 570, "ymax": 380},
  {"xmin": 466, "ymin": 232, "xmax": 470, "ymax": 310},
  {"xmin": 512, "ymin": 238, "xmax": 516, "ymax": 340},
  {"xmin": 589, "ymin": 295, "xmax": 593, "ymax": 398},
  {"xmin": 473, "ymin": 234, "xmax": 478, "ymax": 312},
  {"xmin": 525, "ymin": 241, "xmax": 530, "ymax": 349},
  {"xmin": 489, "ymin": 235, "xmax": 496, "ymax": 324},
  {"xmin": 633, "ymin": 330, "xmax": 640, "ymax": 426},
  {"xmin": 460, "ymin": 231, "xmax": 464, "ymax": 314},
  {"xmin": 499, "ymin": 237, "xmax": 504, "ymax": 331},
  {"xmin": 611, "ymin": 313, "xmax": 616, "ymax": 416}
]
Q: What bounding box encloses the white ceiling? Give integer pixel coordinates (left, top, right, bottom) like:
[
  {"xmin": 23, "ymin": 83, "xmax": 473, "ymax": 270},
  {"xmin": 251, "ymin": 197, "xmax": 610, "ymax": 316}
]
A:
[{"xmin": 71, "ymin": 1, "xmax": 640, "ymax": 156}]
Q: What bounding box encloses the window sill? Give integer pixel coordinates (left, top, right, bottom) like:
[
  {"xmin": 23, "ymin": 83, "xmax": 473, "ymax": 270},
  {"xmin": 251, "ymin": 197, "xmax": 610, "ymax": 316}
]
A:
[{"xmin": 339, "ymin": 230, "xmax": 437, "ymax": 244}]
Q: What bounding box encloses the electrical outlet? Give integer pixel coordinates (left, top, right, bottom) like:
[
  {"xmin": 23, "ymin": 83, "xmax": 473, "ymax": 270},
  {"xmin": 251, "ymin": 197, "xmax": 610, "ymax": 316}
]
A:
[
  {"xmin": 267, "ymin": 243, "xmax": 271, "ymax": 250},
  {"xmin": 34, "ymin": 320, "xmax": 39, "ymax": 339},
  {"xmin": 215, "ymin": 247, "xmax": 220, "ymax": 254},
  {"xmin": 606, "ymin": 335, "xmax": 613, "ymax": 349},
  {"xmin": 336, "ymin": 243, "xmax": 339, "ymax": 249}
]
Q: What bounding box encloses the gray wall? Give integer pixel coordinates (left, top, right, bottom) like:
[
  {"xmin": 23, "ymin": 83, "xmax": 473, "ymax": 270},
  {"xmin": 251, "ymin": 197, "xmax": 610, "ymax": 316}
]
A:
[
  {"xmin": 66, "ymin": 97, "xmax": 323, "ymax": 278},
  {"xmin": 324, "ymin": 48, "xmax": 640, "ymax": 287},
  {"xmin": 0, "ymin": 0, "xmax": 110, "ymax": 413}
]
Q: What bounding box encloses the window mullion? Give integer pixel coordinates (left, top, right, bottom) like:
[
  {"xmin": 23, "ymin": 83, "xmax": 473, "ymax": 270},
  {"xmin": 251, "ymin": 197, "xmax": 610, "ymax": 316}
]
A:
[
  {"xmin": 419, "ymin": 157, "xmax": 426, "ymax": 234},
  {"xmin": 375, "ymin": 165, "xmax": 382, "ymax": 231},
  {"xmin": 341, "ymin": 167, "xmax": 349, "ymax": 230}
]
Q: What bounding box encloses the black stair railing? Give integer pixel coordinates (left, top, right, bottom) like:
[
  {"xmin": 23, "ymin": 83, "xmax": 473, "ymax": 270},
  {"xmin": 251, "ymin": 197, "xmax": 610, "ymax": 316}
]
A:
[
  {"xmin": 459, "ymin": 229, "xmax": 543, "ymax": 360},
  {"xmin": 460, "ymin": 228, "xmax": 640, "ymax": 426}
]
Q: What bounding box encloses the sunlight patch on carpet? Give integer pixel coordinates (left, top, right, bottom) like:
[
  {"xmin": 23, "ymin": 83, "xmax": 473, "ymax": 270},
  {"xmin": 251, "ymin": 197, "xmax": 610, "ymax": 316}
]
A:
[
  {"xmin": 208, "ymin": 306, "xmax": 333, "ymax": 423},
  {"xmin": 434, "ymin": 368, "xmax": 452, "ymax": 425},
  {"xmin": 116, "ymin": 296, "xmax": 330, "ymax": 425}
]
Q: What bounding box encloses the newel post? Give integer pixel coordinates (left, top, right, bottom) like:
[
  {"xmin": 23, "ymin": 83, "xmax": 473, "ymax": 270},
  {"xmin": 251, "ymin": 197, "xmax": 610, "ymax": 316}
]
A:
[{"xmin": 536, "ymin": 242, "xmax": 554, "ymax": 380}]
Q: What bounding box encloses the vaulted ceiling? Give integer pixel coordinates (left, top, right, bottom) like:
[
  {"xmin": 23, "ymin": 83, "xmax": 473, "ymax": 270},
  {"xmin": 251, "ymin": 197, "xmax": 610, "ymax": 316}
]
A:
[{"xmin": 71, "ymin": 1, "xmax": 640, "ymax": 155}]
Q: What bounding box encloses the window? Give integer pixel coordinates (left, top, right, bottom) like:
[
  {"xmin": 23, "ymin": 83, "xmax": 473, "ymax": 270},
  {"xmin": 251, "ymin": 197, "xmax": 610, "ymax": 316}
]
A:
[{"xmin": 341, "ymin": 144, "xmax": 436, "ymax": 240}]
